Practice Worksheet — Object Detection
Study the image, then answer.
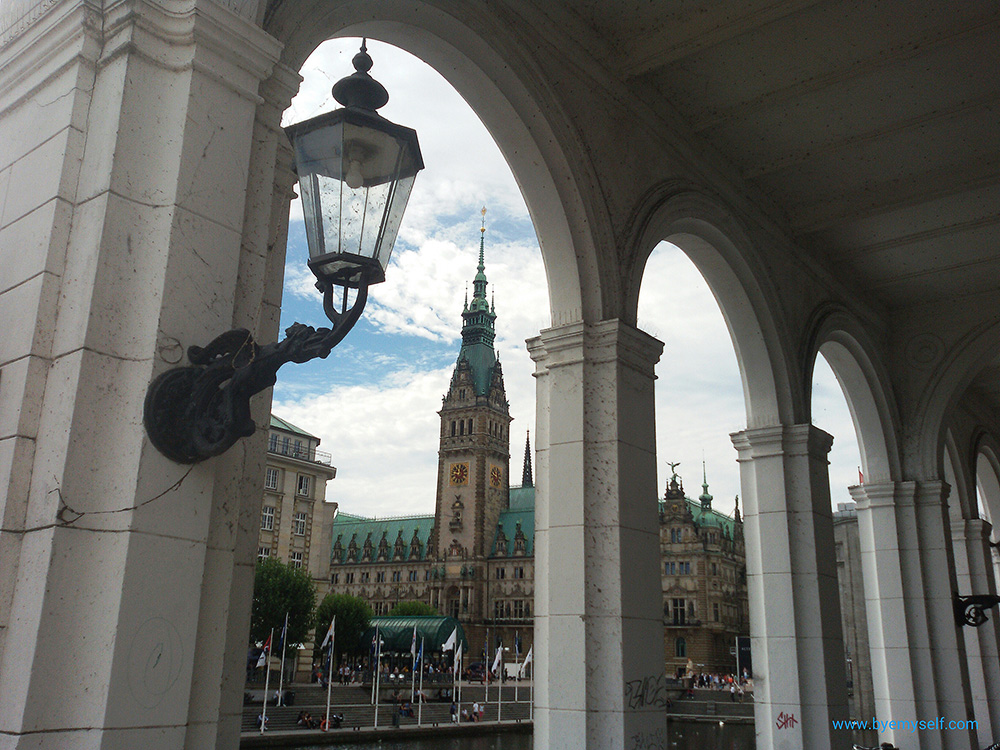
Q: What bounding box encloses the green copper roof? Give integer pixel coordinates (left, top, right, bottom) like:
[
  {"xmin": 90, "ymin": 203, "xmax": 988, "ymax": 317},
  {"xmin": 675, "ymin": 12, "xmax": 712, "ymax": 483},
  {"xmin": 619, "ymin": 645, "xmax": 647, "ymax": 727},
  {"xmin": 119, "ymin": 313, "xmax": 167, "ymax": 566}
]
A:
[
  {"xmin": 331, "ymin": 513, "xmax": 435, "ymax": 564},
  {"xmin": 270, "ymin": 414, "xmax": 318, "ymax": 438},
  {"xmin": 508, "ymin": 486, "xmax": 535, "ymax": 511},
  {"xmin": 363, "ymin": 616, "xmax": 470, "ymax": 653},
  {"xmin": 491, "ymin": 486, "xmax": 536, "ymax": 557},
  {"xmin": 658, "ymin": 496, "xmax": 741, "ymax": 539},
  {"xmin": 457, "ymin": 221, "xmax": 498, "ymax": 396}
]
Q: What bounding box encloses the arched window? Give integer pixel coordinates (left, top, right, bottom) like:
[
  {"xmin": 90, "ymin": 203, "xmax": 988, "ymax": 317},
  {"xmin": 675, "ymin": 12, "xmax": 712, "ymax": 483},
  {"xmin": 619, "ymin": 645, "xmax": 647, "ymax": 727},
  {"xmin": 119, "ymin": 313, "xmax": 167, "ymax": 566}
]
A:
[{"xmin": 675, "ymin": 637, "xmax": 687, "ymax": 658}]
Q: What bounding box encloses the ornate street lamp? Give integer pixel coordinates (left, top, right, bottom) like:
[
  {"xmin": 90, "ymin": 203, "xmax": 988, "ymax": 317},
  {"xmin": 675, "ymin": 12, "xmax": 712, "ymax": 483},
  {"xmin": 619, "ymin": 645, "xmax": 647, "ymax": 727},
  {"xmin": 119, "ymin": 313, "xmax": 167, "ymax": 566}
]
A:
[{"xmin": 144, "ymin": 40, "xmax": 423, "ymax": 464}]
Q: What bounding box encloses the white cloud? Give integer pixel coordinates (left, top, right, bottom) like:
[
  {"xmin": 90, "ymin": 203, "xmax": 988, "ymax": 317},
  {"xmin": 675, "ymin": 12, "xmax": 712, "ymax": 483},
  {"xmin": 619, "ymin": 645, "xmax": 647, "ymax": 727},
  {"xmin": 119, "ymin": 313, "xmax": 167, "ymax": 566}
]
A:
[{"xmin": 276, "ymin": 36, "xmax": 862, "ymax": 520}]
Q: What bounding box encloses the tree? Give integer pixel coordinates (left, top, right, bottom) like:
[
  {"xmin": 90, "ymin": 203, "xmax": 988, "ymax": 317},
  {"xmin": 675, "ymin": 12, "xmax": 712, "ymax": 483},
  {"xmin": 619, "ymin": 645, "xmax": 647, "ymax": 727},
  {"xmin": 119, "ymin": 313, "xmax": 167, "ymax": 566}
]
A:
[
  {"xmin": 314, "ymin": 593, "xmax": 373, "ymax": 660},
  {"xmin": 389, "ymin": 600, "xmax": 438, "ymax": 617},
  {"xmin": 251, "ymin": 557, "xmax": 316, "ymax": 655}
]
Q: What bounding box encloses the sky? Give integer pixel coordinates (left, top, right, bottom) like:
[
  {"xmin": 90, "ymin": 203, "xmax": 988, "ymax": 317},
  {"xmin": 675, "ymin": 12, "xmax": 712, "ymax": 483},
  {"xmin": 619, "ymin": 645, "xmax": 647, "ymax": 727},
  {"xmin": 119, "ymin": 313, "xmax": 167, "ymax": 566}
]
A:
[{"xmin": 271, "ymin": 38, "xmax": 862, "ymax": 519}]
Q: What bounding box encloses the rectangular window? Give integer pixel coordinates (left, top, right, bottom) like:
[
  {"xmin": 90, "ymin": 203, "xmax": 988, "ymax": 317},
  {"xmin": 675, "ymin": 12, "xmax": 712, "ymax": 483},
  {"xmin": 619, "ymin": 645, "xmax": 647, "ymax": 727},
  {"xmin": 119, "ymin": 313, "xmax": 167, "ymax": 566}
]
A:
[
  {"xmin": 264, "ymin": 467, "xmax": 279, "ymax": 490},
  {"xmin": 257, "ymin": 546, "xmax": 270, "ymax": 560},
  {"xmin": 425, "ymin": 569, "xmax": 432, "ymax": 581},
  {"xmin": 665, "ymin": 561, "xmax": 675, "ymax": 575},
  {"xmin": 711, "ymin": 562, "xmax": 718, "ymax": 576},
  {"xmin": 408, "ymin": 570, "xmax": 418, "ymax": 582},
  {"xmin": 495, "ymin": 567, "xmax": 506, "ymax": 580},
  {"xmin": 297, "ymin": 475, "xmax": 311, "ymax": 497},
  {"xmin": 345, "ymin": 572, "xmax": 355, "ymax": 584},
  {"xmin": 260, "ymin": 506, "xmax": 275, "ymax": 531},
  {"xmin": 678, "ymin": 561, "xmax": 691, "ymax": 575},
  {"xmin": 360, "ymin": 572, "xmax": 370, "ymax": 583},
  {"xmin": 672, "ymin": 598, "xmax": 686, "ymax": 625},
  {"xmin": 713, "ymin": 602, "xmax": 720, "ymax": 622},
  {"xmin": 512, "ymin": 599, "xmax": 525, "ymax": 618},
  {"xmin": 289, "ymin": 551, "xmax": 302, "ymax": 569},
  {"xmin": 391, "ymin": 571, "xmax": 401, "ymax": 582},
  {"xmin": 513, "ymin": 567, "xmax": 525, "ymax": 579},
  {"xmin": 268, "ymin": 433, "xmax": 278, "ymax": 451},
  {"xmin": 293, "ymin": 511, "xmax": 307, "ymax": 536},
  {"xmin": 376, "ymin": 571, "xmax": 385, "ymax": 583},
  {"xmin": 494, "ymin": 600, "xmax": 505, "ymax": 620},
  {"xmin": 331, "ymin": 573, "xmax": 339, "ymax": 584}
]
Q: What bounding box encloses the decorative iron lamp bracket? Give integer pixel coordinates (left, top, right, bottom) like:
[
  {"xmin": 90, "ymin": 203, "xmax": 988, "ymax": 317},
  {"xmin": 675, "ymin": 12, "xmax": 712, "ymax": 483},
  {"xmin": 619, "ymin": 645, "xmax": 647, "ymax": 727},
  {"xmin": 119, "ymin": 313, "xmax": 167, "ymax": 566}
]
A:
[
  {"xmin": 143, "ymin": 39, "xmax": 422, "ymax": 465},
  {"xmin": 953, "ymin": 592, "xmax": 1000, "ymax": 628},
  {"xmin": 143, "ymin": 281, "xmax": 366, "ymax": 464}
]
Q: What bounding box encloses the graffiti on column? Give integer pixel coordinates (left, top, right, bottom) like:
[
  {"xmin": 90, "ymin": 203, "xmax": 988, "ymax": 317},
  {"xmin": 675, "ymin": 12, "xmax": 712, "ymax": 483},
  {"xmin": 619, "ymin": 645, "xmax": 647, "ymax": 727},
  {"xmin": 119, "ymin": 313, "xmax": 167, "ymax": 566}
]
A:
[
  {"xmin": 776, "ymin": 711, "xmax": 798, "ymax": 729},
  {"xmin": 628, "ymin": 728, "xmax": 667, "ymax": 750},
  {"xmin": 624, "ymin": 674, "xmax": 668, "ymax": 709}
]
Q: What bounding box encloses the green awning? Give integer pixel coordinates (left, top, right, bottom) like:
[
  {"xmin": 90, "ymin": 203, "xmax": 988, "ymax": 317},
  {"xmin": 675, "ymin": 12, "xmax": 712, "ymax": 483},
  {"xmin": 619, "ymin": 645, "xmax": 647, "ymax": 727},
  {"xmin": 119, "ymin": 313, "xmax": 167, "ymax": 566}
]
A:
[{"xmin": 361, "ymin": 616, "xmax": 470, "ymax": 653}]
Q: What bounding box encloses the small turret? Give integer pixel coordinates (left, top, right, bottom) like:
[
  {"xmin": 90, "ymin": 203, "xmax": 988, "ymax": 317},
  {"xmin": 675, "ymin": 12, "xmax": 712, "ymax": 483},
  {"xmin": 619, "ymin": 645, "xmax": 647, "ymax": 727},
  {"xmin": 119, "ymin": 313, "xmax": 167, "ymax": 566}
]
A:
[{"xmin": 699, "ymin": 460, "xmax": 713, "ymax": 509}]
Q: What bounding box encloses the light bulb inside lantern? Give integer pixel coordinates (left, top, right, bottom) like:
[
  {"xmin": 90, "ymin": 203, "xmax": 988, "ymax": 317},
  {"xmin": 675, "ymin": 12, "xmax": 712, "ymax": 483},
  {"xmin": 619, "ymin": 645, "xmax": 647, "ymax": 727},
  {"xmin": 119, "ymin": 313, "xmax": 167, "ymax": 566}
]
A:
[{"xmin": 345, "ymin": 159, "xmax": 364, "ymax": 190}]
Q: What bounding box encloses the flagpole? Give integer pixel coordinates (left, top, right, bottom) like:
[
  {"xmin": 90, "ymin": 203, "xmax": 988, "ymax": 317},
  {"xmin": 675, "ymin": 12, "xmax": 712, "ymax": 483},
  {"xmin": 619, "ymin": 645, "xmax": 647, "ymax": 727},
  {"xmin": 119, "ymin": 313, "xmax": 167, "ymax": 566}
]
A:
[
  {"xmin": 498, "ymin": 644, "xmax": 503, "ymax": 723},
  {"xmin": 260, "ymin": 627, "xmax": 273, "ymax": 734},
  {"xmin": 410, "ymin": 625, "xmax": 417, "ymax": 703},
  {"xmin": 370, "ymin": 625, "xmax": 379, "ymax": 705},
  {"xmin": 417, "ymin": 636, "xmax": 425, "ymax": 727},
  {"xmin": 373, "ymin": 628, "xmax": 382, "ymax": 728},
  {"xmin": 484, "ymin": 628, "xmax": 489, "ymax": 706},
  {"xmin": 514, "ymin": 631, "xmax": 519, "ymax": 705},
  {"xmin": 277, "ymin": 611, "xmax": 288, "ymax": 706},
  {"xmin": 324, "ymin": 616, "xmax": 335, "ymax": 730}
]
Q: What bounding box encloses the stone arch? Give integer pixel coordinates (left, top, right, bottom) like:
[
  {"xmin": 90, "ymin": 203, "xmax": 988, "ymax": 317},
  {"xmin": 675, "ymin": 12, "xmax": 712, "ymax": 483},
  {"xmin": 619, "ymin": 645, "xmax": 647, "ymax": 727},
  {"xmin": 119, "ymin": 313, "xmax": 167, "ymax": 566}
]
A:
[
  {"xmin": 262, "ymin": 0, "xmax": 618, "ymax": 328},
  {"xmin": 908, "ymin": 319, "xmax": 1000, "ymax": 479},
  {"xmin": 803, "ymin": 305, "xmax": 902, "ymax": 486},
  {"xmin": 625, "ymin": 185, "xmax": 796, "ymax": 428},
  {"xmin": 975, "ymin": 433, "xmax": 1000, "ymax": 532},
  {"xmin": 945, "ymin": 429, "xmax": 976, "ymax": 521}
]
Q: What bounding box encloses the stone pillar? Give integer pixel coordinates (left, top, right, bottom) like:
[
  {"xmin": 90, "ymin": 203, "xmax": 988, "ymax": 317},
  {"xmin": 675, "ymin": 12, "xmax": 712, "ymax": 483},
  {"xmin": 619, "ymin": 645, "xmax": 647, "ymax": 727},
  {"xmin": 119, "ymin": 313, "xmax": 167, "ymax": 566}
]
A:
[
  {"xmin": 851, "ymin": 481, "xmax": 977, "ymax": 750},
  {"xmin": 528, "ymin": 320, "xmax": 665, "ymax": 750},
  {"xmin": 0, "ymin": 2, "xmax": 284, "ymax": 747},
  {"xmin": 731, "ymin": 424, "xmax": 848, "ymax": 750},
  {"xmin": 952, "ymin": 518, "xmax": 1000, "ymax": 746}
]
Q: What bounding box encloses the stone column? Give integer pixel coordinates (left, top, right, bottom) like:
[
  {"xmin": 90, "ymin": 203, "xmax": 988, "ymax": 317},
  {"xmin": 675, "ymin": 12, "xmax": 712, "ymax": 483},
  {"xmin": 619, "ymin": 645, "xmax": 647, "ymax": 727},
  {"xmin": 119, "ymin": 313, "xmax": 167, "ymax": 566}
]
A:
[
  {"xmin": 0, "ymin": 2, "xmax": 283, "ymax": 747},
  {"xmin": 952, "ymin": 518, "xmax": 1000, "ymax": 746},
  {"xmin": 528, "ymin": 320, "xmax": 665, "ymax": 750},
  {"xmin": 731, "ymin": 424, "xmax": 848, "ymax": 750},
  {"xmin": 851, "ymin": 481, "xmax": 977, "ymax": 750}
]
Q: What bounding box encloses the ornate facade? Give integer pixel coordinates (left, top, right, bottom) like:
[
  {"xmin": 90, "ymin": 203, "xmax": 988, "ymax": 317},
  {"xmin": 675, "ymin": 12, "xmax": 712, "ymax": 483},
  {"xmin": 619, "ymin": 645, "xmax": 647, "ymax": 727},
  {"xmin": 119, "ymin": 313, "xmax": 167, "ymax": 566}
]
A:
[
  {"xmin": 325, "ymin": 226, "xmax": 535, "ymax": 659},
  {"xmin": 323, "ymin": 227, "xmax": 748, "ymax": 673}
]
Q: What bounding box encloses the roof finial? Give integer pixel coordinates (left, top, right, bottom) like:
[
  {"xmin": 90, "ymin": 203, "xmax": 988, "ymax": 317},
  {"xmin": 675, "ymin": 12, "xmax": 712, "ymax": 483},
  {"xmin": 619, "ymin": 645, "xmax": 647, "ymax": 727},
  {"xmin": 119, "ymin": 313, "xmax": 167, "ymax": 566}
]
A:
[{"xmin": 479, "ymin": 206, "xmax": 487, "ymax": 271}]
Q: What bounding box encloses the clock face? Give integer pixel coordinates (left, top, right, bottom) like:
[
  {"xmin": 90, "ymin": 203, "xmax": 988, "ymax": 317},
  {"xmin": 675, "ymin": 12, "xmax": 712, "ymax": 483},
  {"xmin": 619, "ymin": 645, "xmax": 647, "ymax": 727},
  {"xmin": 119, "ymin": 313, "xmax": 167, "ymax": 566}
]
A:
[
  {"xmin": 450, "ymin": 462, "xmax": 469, "ymax": 486},
  {"xmin": 490, "ymin": 466, "xmax": 503, "ymax": 487}
]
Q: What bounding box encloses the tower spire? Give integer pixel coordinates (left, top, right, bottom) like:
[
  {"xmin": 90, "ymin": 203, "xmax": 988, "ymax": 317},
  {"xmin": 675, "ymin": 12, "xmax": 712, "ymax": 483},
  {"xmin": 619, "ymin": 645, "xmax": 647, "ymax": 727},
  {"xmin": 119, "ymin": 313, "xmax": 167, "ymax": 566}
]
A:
[
  {"xmin": 522, "ymin": 431, "xmax": 533, "ymax": 487},
  {"xmin": 455, "ymin": 208, "xmax": 498, "ymax": 396},
  {"xmin": 699, "ymin": 459, "xmax": 713, "ymax": 508}
]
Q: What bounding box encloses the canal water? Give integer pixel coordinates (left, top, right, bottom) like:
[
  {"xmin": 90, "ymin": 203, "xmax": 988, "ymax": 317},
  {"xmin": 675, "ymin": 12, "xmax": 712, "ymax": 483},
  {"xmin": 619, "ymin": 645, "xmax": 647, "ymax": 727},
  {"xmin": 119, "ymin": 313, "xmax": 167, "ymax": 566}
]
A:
[{"xmin": 293, "ymin": 720, "xmax": 755, "ymax": 749}]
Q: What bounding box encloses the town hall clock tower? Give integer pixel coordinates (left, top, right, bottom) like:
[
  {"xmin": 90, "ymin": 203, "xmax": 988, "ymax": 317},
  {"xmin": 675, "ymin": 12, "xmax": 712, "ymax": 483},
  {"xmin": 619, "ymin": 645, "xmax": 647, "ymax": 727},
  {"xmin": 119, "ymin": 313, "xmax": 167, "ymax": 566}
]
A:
[{"xmin": 429, "ymin": 210, "xmax": 512, "ymax": 622}]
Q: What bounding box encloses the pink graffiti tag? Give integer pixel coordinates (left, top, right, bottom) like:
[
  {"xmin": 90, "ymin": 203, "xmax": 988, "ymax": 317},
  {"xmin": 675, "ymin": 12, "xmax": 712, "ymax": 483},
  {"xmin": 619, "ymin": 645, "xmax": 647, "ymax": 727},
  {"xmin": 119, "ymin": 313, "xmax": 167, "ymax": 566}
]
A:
[{"xmin": 776, "ymin": 712, "xmax": 798, "ymax": 730}]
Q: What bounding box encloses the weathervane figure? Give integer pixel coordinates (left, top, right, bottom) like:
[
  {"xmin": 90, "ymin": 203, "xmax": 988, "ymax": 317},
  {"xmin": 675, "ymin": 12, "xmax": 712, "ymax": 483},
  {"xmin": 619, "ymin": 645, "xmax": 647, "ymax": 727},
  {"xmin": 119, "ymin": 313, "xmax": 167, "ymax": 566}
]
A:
[{"xmin": 667, "ymin": 461, "xmax": 681, "ymax": 481}]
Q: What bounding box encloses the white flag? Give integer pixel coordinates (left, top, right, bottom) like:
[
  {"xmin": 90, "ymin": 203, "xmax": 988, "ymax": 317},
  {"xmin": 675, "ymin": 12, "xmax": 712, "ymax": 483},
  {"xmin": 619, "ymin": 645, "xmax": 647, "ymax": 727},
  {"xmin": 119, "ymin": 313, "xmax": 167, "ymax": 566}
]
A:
[
  {"xmin": 454, "ymin": 642, "xmax": 462, "ymax": 672},
  {"xmin": 519, "ymin": 645, "xmax": 533, "ymax": 677},
  {"xmin": 491, "ymin": 644, "xmax": 502, "ymax": 674},
  {"xmin": 411, "ymin": 625, "xmax": 418, "ymax": 659},
  {"xmin": 320, "ymin": 615, "xmax": 335, "ymax": 651},
  {"xmin": 441, "ymin": 627, "xmax": 457, "ymax": 652}
]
